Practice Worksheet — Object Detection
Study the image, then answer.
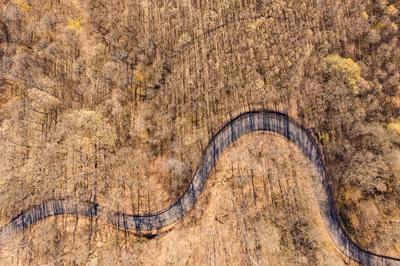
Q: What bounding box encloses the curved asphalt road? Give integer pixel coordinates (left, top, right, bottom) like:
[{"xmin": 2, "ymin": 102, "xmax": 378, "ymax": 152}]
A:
[{"xmin": 0, "ymin": 110, "xmax": 399, "ymax": 265}]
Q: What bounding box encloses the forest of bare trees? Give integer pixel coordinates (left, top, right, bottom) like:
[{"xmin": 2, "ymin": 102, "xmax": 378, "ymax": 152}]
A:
[{"xmin": 0, "ymin": 0, "xmax": 399, "ymax": 264}]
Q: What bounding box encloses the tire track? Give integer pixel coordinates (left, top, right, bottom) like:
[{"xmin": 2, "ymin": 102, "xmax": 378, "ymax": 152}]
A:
[{"xmin": 0, "ymin": 110, "xmax": 399, "ymax": 265}]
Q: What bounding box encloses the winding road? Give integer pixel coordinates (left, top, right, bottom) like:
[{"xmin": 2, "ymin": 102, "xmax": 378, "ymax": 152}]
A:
[{"xmin": 0, "ymin": 110, "xmax": 399, "ymax": 265}]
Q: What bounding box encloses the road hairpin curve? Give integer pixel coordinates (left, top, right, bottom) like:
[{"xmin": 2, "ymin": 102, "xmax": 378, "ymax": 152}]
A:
[{"xmin": 0, "ymin": 110, "xmax": 399, "ymax": 265}]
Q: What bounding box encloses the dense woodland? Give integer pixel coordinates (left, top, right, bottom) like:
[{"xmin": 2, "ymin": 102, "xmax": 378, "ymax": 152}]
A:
[{"xmin": 0, "ymin": 0, "xmax": 399, "ymax": 264}]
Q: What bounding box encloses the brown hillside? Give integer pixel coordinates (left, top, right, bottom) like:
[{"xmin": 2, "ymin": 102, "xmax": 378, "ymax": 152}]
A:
[{"xmin": 0, "ymin": 0, "xmax": 399, "ymax": 264}]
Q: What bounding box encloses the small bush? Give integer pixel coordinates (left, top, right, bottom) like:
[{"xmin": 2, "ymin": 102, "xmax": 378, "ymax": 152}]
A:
[
  {"xmin": 15, "ymin": 0, "xmax": 31, "ymax": 12},
  {"xmin": 386, "ymin": 5, "xmax": 398, "ymax": 17},
  {"xmin": 361, "ymin": 11, "xmax": 369, "ymax": 20},
  {"xmin": 322, "ymin": 54, "xmax": 362, "ymax": 94},
  {"xmin": 372, "ymin": 20, "xmax": 386, "ymax": 30},
  {"xmin": 317, "ymin": 131, "xmax": 330, "ymax": 145},
  {"xmin": 67, "ymin": 19, "xmax": 81, "ymax": 31},
  {"xmin": 134, "ymin": 69, "xmax": 145, "ymax": 82},
  {"xmin": 387, "ymin": 121, "xmax": 400, "ymax": 135}
]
